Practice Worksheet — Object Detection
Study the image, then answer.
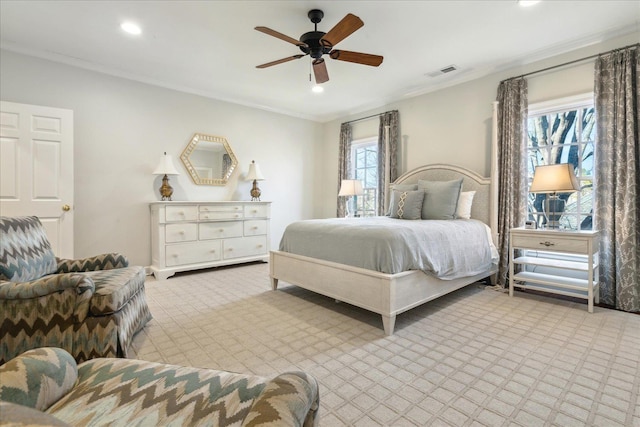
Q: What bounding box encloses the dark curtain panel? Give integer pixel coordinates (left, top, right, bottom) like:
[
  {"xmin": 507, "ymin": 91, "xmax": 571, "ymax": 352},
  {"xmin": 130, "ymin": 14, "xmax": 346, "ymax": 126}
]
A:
[
  {"xmin": 496, "ymin": 78, "xmax": 529, "ymax": 287},
  {"xmin": 377, "ymin": 111, "xmax": 399, "ymax": 215},
  {"xmin": 594, "ymin": 45, "xmax": 640, "ymax": 312},
  {"xmin": 337, "ymin": 123, "xmax": 353, "ymax": 217}
]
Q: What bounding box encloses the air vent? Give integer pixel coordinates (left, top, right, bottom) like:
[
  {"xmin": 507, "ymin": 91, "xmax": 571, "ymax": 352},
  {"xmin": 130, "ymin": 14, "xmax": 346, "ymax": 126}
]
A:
[{"xmin": 425, "ymin": 64, "xmax": 459, "ymax": 78}]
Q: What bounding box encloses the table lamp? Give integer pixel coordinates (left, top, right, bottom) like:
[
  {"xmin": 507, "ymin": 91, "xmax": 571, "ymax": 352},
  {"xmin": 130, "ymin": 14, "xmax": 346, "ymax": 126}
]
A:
[
  {"xmin": 530, "ymin": 163, "xmax": 579, "ymax": 229},
  {"xmin": 339, "ymin": 179, "xmax": 364, "ymax": 218},
  {"xmin": 247, "ymin": 160, "xmax": 265, "ymax": 201},
  {"xmin": 153, "ymin": 152, "xmax": 180, "ymax": 201}
]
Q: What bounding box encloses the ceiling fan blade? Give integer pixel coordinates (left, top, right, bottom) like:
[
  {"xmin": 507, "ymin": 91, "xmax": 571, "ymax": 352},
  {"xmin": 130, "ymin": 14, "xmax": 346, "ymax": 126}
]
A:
[
  {"xmin": 255, "ymin": 26, "xmax": 306, "ymax": 47},
  {"xmin": 313, "ymin": 59, "xmax": 329, "ymax": 84},
  {"xmin": 256, "ymin": 54, "xmax": 306, "ymax": 69},
  {"xmin": 320, "ymin": 13, "xmax": 364, "ymax": 47},
  {"xmin": 329, "ymin": 50, "xmax": 383, "ymax": 67}
]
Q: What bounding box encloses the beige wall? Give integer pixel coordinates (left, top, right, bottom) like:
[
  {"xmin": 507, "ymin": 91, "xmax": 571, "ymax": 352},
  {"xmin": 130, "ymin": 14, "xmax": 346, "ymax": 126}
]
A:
[
  {"xmin": 0, "ymin": 50, "xmax": 322, "ymax": 266},
  {"xmin": 1, "ymin": 30, "xmax": 636, "ymax": 265},
  {"xmin": 316, "ymin": 32, "xmax": 639, "ymax": 218}
]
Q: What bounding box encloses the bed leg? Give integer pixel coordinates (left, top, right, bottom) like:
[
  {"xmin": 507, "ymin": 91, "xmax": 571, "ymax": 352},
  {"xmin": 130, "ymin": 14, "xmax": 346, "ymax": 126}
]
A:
[
  {"xmin": 382, "ymin": 315, "xmax": 396, "ymax": 336},
  {"xmin": 270, "ymin": 277, "xmax": 278, "ymax": 290}
]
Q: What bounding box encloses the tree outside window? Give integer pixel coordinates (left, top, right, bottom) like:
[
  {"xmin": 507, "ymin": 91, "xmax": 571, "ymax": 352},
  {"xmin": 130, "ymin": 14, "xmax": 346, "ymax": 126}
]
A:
[{"xmin": 527, "ymin": 98, "xmax": 595, "ymax": 230}]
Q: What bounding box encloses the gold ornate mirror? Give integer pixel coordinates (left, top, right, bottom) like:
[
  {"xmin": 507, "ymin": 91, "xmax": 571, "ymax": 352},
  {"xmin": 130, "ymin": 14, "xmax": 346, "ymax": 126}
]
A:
[{"xmin": 181, "ymin": 133, "xmax": 238, "ymax": 185}]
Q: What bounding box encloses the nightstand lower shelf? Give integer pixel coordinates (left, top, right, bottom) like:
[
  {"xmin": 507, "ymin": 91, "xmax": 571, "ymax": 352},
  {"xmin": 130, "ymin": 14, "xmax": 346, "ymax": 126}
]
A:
[
  {"xmin": 509, "ymin": 227, "xmax": 600, "ymax": 313},
  {"xmin": 513, "ymin": 271, "xmax": 599, "ymax": 300}
]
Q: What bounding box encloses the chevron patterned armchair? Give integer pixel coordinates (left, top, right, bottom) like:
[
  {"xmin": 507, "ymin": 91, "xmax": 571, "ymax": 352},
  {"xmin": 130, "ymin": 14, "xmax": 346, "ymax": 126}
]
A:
[{"xmin": 0, "ymin": 216, "xmax": 152, "ymax": 364}]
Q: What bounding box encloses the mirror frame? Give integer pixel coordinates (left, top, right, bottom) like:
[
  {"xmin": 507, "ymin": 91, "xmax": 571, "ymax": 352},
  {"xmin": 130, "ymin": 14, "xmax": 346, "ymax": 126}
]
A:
[{"xmin": 180, "ymin": 133, "xmax": 238, "ymax": 186}]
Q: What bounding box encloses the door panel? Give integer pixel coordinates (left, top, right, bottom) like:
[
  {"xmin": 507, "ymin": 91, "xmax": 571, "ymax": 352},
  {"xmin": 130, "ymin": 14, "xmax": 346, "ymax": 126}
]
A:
[{"xmin": 0, "ymin": 101, "xmax": 74, "ymax": 258}]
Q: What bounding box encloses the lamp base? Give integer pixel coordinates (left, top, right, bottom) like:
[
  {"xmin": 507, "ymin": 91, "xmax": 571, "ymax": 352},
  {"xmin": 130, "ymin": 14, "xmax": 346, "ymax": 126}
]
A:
[
  {"xmin": 543, "ymin": 194, "xmax": 565, "ymax": 229},
  {"xmin": 250, "ymin": 179, "xmax": 261, "ymax": 201},
  {"xmin": 159, "ymin": 174, "xmax": 173, "ymax": 201}
]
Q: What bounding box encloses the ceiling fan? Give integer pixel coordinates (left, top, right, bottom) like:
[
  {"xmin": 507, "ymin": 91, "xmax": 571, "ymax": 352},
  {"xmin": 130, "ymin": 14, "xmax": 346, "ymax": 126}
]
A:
[{"xmin": 255, "ymin": 9, "xmax": 383, "ymax": 84}]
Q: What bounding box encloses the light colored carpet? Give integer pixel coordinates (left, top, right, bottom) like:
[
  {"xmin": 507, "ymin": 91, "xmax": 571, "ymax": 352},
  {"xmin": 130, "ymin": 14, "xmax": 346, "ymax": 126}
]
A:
[{"xmin": 131, "ymin": 263, "xmax": 640, "ymax": 426}]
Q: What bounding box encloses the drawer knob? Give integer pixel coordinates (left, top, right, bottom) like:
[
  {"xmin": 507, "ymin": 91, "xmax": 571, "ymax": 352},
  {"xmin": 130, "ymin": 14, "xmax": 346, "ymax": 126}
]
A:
[
  {"xmin": 252, "ymin": 226, "xmax": 257, "ymax": 230},
  {"xmin": 219, "ymin": 229, "xmax": 224, "ymax": 232},
  {"xmin": 540, "ymin": 241, "xmax": 555, "ymax": 247}
]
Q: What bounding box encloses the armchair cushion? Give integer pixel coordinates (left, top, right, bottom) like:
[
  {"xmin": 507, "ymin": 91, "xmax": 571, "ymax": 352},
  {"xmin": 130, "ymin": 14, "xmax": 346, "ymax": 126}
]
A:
[
  {"xmin": 0, "ymin": 216, "xmax": 57, "ymax": 282},
  {"xmin": 0, "ymin": 347, "xmax": 78, "ymax": 411},
  {"xmin": 83, "ymin": 266, "xmax": 146, "ymax": 315}
]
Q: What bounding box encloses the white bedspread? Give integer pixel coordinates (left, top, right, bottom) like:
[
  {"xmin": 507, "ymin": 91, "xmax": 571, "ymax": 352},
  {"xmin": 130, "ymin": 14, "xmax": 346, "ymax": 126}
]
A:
[{"xmin": 279, "ymin": 217, "xmax": 497, "ymax": 279}]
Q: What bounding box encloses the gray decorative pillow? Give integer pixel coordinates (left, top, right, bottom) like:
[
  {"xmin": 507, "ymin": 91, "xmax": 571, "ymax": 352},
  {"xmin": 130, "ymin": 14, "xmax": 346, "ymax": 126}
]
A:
[
  {"xmin": 389, "ymin": 190, "xmax": 425, "ymax": 220},
  {"xmin": 386, "ymin": 184, "xmax": 419, "ymax": 215},
  {"xmin": 417, "ymin": 178, "xmax": 463, "ymax": 220}
]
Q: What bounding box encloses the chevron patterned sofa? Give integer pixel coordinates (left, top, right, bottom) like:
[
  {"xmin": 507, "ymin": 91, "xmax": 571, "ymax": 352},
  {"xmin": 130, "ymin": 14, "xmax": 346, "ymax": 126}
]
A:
[
  {"xmin": 0, "ymin": 347, "xmax": 320, "ymax": 426},
  {"xmin": 0, "ymin": 216, "xmax": 152, "ymax": 364}
]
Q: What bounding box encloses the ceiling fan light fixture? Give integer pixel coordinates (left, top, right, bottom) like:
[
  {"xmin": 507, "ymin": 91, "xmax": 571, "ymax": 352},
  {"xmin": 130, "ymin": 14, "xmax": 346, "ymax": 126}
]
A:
[
  {"xmin": 312, "ymin": 85, "xmax": 324, "ymax": 93},
  {"xmin": 518, "ymin": 0, "xmax": 540, "ymax": 7},
  {"xmin": 120, "ymin": 21, "xmax": 142, "ymax": 35}
]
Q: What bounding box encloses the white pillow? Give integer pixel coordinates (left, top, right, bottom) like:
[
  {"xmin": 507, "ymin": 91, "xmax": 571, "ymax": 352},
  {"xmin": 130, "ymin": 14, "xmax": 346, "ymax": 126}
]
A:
[{"xmin": 456, "ymin": 191, "xmax": 476, "ymax": 219}]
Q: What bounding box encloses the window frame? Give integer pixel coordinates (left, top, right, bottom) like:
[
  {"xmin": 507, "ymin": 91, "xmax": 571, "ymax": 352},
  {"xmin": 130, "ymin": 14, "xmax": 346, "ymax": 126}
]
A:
[
  {"xmin": 350, "ymin": 136, "xmax": 378, "ymax": 217},
  {"xmin": 527, "ymin": 92, "xmax": 595, "ymax": 231}
]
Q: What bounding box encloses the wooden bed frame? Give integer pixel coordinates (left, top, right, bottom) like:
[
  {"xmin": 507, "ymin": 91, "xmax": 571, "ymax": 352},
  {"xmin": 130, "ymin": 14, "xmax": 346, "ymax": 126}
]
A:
[{"xmin": 269, "ymin": 164, "xmax": 498, "ymax": 335}]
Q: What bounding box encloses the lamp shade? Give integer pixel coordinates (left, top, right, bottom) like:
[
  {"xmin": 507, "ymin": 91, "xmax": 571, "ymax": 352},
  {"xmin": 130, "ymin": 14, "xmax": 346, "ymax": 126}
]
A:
[
  {"xmin": 530, "ymin": 164, "xmax": 579, "ymax": 193},
  {"xmin": 339, "ymin": 179, "xmax": 364, "ymax": 196},
  {"xmin": 153, "ymin": 152, "xmax": 180, "ymax": 175},
  {"xmin": 246, "ymin": 160, "xmax": 265, "ymax": 181}
]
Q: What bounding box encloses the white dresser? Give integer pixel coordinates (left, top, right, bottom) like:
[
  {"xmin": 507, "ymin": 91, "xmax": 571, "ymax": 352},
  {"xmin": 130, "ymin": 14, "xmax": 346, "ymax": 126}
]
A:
[{"xmin": 150, "ymin": 201, "xmax": 271, "ymax": 280}]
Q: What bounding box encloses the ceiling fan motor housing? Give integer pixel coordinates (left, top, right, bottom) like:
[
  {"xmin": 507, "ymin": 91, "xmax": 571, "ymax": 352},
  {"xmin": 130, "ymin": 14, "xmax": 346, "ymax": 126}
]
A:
[{"xmin": 299, "ymin": 31, "xmax": 332, "ymax": 59}]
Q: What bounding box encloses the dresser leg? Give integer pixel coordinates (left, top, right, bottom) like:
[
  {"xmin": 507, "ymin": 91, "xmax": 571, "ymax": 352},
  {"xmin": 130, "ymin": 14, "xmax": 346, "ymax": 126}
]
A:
[{"xmin": 271, "ymin": 277, "xmax": 279, "ymax": 290}]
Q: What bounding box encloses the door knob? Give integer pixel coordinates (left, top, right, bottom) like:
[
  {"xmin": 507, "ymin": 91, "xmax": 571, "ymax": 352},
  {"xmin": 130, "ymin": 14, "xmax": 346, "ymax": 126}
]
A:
[{"xmin": 62, "ymin": 204, "xmax": 71, "ymax": 211}]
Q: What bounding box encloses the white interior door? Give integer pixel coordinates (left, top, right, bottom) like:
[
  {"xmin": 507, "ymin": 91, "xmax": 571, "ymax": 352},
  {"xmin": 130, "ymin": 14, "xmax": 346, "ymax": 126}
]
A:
[{"xmin": 0, "ymin": 101, "xmax": 74, "ymax": 258}]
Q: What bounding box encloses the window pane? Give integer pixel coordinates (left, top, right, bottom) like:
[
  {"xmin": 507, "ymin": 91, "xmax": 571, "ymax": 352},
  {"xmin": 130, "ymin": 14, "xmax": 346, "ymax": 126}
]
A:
[
  {"xmin": 581, "ymin": 141, "xmax": 594, "ymax": 176},
  {"xmin": 582, "ymin": 108, "xmax": 596, "ymax": 141},
  {"xmin": 528, "ymin": 116, "xmax": 549, "ymax": 149}
]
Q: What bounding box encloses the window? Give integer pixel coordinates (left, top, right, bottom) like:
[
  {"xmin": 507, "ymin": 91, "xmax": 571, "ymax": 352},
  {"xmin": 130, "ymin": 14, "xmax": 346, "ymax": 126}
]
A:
[
  {"xmin": 350, "ymin": 137, "xmax": 378, "ymax": 217},
  {"xmin": 527, "ymin": 94, "xmax": 595, "ymax": 230}
]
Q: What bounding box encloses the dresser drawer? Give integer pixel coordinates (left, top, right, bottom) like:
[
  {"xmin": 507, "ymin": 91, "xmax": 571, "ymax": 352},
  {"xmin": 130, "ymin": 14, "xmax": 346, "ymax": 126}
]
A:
[
  {"xmin": 165, "ymin": 223, "xmax": 197, "ymax": 243},
  {"xmin": 511, "ymin": 234, "xmax": 588, "ymax": 254},
  {"xmin": 244, "ymin": 220, "xmax": 267, "ymax": 236},
  {"xmin": 199, "ymin": 221, "xmax": 243, "ymax": 240},
  {"xmin": 244, "ymin": 204, "xmax": 269, "ymax": 218},
  {"xmin": 166, "ymin": 241, "xmax": 221, "ymax": 267},
  {"xmin": 223, "ymin": 236, "xmax": 267, "ymax": 259},
  {"xmin": 199, "ymin": 204, "xmax": 243, "ymax": 220},
  {"xmin": 166, "ymin": 206, "xmax": 198, "ymax": 222}
]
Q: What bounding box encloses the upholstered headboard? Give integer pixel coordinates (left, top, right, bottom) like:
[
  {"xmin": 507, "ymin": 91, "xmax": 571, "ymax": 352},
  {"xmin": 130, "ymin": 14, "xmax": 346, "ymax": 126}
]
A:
[{"xmin": 394, "ymin": 164, "xmax": 494, "ymax": 228}]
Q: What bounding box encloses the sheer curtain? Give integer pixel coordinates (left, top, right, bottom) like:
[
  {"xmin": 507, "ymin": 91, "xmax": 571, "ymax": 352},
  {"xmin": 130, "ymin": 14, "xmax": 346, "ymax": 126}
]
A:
[
  {"xmin": 496, "ymin": 78, "xmax": 528, "ymax": 287},
  {"xmin": 377, "ymin": 111, "xmax": 399, "ymax": 215},
  {"xmin": 594, "ymin": 45, "xmax": 640, "ymax": 312},
  {"xmin": 336, "ymin": 123, "xmax": 352, "ymax": 218}
]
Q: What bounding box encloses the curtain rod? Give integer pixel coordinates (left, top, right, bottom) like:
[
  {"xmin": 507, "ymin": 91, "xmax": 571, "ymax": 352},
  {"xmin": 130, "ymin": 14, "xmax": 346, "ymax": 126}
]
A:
[
  {"xmin": 343, "ymin": 110, "xmax": 398, "ymax": 125},
  {"xmin": 502, "ymin": 43, "xmax": 639, "ymax": 83}
]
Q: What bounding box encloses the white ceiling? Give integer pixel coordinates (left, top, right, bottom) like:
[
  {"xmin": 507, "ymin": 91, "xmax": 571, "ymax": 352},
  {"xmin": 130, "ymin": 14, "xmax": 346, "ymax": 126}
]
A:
[{"xmin": 1, "ymin": 1, "xmax": 638, "ymax": 122}]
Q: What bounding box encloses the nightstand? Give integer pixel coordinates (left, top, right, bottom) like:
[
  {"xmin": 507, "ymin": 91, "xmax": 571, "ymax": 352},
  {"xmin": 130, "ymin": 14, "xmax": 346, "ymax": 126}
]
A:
[{"xmin": 509, "ymin": 227, "xmax": 600, "ymax": 312}]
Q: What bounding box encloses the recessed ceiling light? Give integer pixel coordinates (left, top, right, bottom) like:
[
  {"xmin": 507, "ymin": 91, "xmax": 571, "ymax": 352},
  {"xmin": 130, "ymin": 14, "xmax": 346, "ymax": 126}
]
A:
[
  {"xmin": 120, "ymin": 22, "xmax": 142, "ymax": 35},
  {"xmin": 312, "ymin": 85, "xmax": 324, "ymax": 93},
  {"xmin": 518, "ymin": 0, "xmax": 540, "ymax": 7}
]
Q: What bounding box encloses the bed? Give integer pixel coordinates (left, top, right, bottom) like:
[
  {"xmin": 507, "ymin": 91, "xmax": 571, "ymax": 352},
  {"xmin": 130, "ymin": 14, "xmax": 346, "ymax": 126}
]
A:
[{"xmin": 269, "ymin": 164, "xmax": 498, "ymax": 335}]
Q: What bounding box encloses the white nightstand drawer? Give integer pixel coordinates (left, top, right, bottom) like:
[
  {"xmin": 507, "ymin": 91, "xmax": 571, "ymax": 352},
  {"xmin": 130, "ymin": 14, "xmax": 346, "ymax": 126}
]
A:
[
  {"xmin": 223, "ymin": 236, "xmax": 267, "ymax": 259},
  {"xmin": 199, "ymin": 221, "xmax": 243, "ymax": 240},
  {"xmin": 166, "ymin": 241, "xmax": 221, "ymax": 266},
  {"xmin": 166, "ymin": 206, "xmax": 198, "ymax": 222},
  {"xmin": 244, "ymin": 220, "xmax": 267, "ymax": 236},
  {"xmin": 511, "ymin": 234, "xmax": 588, "ymax": 254},
  {"xmin": 244, "ymin": 204, "xmax": 269, "ymax": 218},
  {"xmin": 165, "ymin": 223, "xmax": 197, "ymax": 243}
]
